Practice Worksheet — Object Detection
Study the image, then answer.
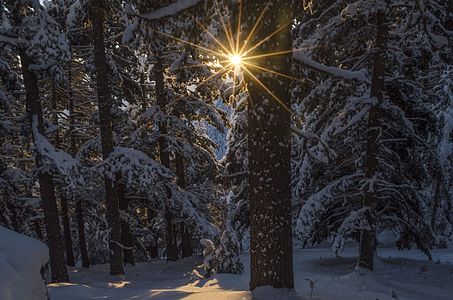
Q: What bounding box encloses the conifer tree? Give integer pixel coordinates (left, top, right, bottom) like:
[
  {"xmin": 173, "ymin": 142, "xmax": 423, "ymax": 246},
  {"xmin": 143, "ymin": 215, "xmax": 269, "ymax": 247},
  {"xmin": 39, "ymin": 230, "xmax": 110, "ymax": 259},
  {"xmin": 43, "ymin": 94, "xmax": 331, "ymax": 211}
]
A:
[
  {"xmin": 90, "ymin": 0, "xmax": 124, "ymax": 275},
  {"xmin": 243, "ymin": 0, "xmax": 295, "ymax": 290}
]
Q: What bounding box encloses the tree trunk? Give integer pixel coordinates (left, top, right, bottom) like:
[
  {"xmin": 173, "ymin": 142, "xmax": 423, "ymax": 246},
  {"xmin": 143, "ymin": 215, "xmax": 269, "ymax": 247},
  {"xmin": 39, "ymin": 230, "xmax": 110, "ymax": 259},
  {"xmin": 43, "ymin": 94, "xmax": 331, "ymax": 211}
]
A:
[
  {"xmin": 17, "ymin": 41, "xmax": 69, "ymax": 282},
  {"xmin": 68, "ymin": 64, "xmax": 90, "ymax": 268},
  {"xmin": 358, "ymin": 6, "xmax": 387, "ymax": 271},
  {"xmin": 117, "ymin": 178, "xmax": 135, "ymax": 265},
  {"xmin": 244, "ymin": 0, "xmax": 294, "ymax": 290},
  {"xmin": 6, "ymin": 202, "xmax": 19, "ymax": 232},
  {"xmin": 60, "ymin": 195, "xmax": 75, "ymax": 266},
  {"xmin": 76, "ymin": 198, "xmax": 90, "ymax": 268},
  {"xmin": 154, "ymin": 55, "xmax": 178, "ymax": 261},
  {"xmin": 90, "ymin": 0, "xmax": 124, "ymax": 275},
  {"xmin": 175, "ymin": 154, "xmax": 193, "ymax": 257},
  {"xmin": 146, "ymin": 208, "xmax": 159, "ymax": 259},
  {"xmin": 34, "ymin": 219, "xmax": 44, "ymax": 240},
  {"xmin": 51, "ymin": 83, "xmax": 76, "ymax": 267}
]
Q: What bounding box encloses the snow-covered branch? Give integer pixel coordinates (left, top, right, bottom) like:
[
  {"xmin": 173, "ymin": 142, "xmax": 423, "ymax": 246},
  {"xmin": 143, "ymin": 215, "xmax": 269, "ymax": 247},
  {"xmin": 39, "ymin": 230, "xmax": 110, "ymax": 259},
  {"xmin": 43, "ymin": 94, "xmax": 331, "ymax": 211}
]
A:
[
  {"xmin": 31, "ymin": 115, "xmax": 81, "ymax": 187},
  {"xmin": 139, "ymin": 0, "xmax": 202, "ymax": 20},
  {"xmin": 293, "ymin": 51, "xmax": 369, "ymax": 82}
]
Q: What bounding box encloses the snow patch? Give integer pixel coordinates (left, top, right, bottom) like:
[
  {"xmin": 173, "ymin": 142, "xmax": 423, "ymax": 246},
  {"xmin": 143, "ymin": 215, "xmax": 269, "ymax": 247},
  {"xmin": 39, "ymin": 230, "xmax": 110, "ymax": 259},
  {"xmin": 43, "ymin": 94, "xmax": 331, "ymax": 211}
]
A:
[{"xmin": 0, "ymin": 226, "xmax": 49, "ymax": 300}]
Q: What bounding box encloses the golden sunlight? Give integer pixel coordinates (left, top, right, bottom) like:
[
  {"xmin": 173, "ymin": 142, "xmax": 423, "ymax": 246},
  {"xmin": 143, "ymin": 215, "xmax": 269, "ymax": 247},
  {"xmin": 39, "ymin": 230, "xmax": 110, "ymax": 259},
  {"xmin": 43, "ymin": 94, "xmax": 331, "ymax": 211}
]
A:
[
  {"xmin": 147, "ymin": 0, "xmax": 301, "ymax": 114},
  {"xmin": 230, "ymin": 54, "xmax": 242, "ymax": 66}
]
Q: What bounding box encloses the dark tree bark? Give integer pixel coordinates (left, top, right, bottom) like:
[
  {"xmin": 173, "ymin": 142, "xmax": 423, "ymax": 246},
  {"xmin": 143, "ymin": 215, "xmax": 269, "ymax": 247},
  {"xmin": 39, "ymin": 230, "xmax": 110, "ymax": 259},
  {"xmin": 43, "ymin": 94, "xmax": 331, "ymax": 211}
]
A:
[
  {"xmin": 76, "ymin": 198, "xmax": 90, "ymax": 268},
  {"xmin": 15, "ymin": 9, "xmax": 69, "ymax": 280},
  {"xmin": 117, "ymin": 178, "xmax": 135, "ymax": 265},
  {"xmin": 51, "ymin": 83, "xmax": 76, "ymax": 267},
  {"xmin": 6, "ymin": 202, "xmax": 19, "ymax": 232},
  {"xmin": 154, "ymin": 55, "xmax": 178, "ymax": 261},
  {"xmin": 68, "ymin": 65, "xmax": 90, "ymax": 268},
  {"xmin": 90, "ymin": 0, "xmax": 124, "ymax": 275},
  {"xmin": 34, "ymin": 219, "xmax": 44, "ymax": 240},
  {"xmin": 146, "ymin": 208, "xmax": 159, "ymax": 259},
  {"xmin": 358, "ymin": 7, "xmax": 387, "ymax": 271},
  {"xmin": 175, "ymin": 154, "xmax": 193, "ymax": 258},
  {"xmin": 60, "ymin": 195, "xmax": 75, "ymax": 266},
  {"xmin": 243, "ymin": 0, "xmax": 294, "ymax": 290}
]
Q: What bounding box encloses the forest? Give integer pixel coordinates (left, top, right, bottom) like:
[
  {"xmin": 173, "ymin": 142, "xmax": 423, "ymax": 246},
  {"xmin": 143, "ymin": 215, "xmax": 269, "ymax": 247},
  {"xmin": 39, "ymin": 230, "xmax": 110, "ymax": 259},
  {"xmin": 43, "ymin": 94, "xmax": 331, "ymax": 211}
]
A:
[{"xmin": 0, "ymin": 0, "xmax": 452, "ymax": 299}]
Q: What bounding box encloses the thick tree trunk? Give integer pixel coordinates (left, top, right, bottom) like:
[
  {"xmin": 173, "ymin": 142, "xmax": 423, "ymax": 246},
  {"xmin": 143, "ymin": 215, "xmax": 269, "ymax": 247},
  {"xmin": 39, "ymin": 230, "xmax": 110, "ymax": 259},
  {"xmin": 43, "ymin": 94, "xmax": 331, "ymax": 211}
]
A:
[
  {"xmin": 154, "ymin": 55, "xmax": 178, "ymax": 261},
  {"xmin": 90, "ymin": 0, "xmax": 124, "ymax": 275},
  {"xmin": 39, "ymin": 173, "xmax": 69, "ymax": 282},
  {"xmin": 68, "ymin": 65, "xmax": 90, "ymax": 268},
  {"xmin": 117, "ymin": 178, "xmax": 135, "ymax": 265},
  {"xmin": 244, "ymin": 0, "xmax": 294, "ymax": 290},
  {"xmin": 175, "ymin": 154, "xmax": 193, "ymax": 257},
  {"xmin": 51, "ymin": 84, "xmax": 76, "ymax": 267},
  {"xmin": 358, "ymin": 7, "xmax": 387, "ymax": 271},
  {"xmin": 18, "ymin": 44, "xmax": 69, "ymax": 282}
]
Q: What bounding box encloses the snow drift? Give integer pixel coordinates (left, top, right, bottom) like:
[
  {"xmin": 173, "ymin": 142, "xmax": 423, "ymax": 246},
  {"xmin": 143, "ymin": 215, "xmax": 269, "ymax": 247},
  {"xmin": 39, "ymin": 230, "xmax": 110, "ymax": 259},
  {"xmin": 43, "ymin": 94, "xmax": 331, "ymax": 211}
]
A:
[{"xmin": 0, "ymin": 226, "xmax": 49, "ymax": 300}]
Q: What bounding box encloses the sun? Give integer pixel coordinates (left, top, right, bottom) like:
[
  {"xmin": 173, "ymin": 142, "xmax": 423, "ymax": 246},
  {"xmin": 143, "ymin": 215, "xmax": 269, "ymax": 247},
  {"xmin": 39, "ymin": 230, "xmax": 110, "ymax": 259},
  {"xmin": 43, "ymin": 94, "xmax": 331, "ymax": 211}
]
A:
[
  {"xmin": 230, "ymin": 54, "xmax": 242, "ymax": 66},
  {"xmin": 146, "ymin": 0, "xmax": 300, "ymax": 114}
]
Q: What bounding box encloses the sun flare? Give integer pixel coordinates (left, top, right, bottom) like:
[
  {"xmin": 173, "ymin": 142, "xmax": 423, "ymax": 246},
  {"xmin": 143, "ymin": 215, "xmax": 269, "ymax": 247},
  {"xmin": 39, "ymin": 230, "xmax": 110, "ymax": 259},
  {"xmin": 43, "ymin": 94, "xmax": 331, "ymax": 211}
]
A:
[
  {"xmin": 148, "ymin": 0, "xmax": 301, "ymax": 114},
  {"xmin": 230, "ymin": 54, "xmax": 242, "ymax": 66}
]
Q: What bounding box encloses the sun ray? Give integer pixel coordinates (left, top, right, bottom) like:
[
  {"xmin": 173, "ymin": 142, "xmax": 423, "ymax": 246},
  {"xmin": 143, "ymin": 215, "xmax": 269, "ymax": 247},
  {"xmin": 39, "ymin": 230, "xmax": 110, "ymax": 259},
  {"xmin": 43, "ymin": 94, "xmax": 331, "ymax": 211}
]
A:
[
  {"xmin": 232, "ymin": 68, "xmax": 237, "ymax": 99},
  {"xmin": 235, "ymin": 0, "xmax": 243, "ymax": 54},
  {"xmin": 197, "ymin": 63, "xmax": 233, "ymax": 87},
  {"xmin": 242, "ymin": 66, "xmax": 292, "ymax": 114},
  {"xmin": 242, "ymin": 49, "xmax": 294, "ymax": 61},
  {"xmin": 245, "ymin": 88, "xmax": 264, "ymax": 131},
  {"xmin": 242, "ymin": 21, "xmax": 291, "ymax": 56},
  {"xmin": 171, "ymin": 63, "xmax": 213, "ymax": 71},
  {"xmin": 195, "ymin": 19, "xmax": 232, "ymax": 56},
  {"xmin": 242, "ymin": 46, "xmax": 319, "ymax": 61},
  {"xmin": 243, "ymin": 61, "xmax": 302, "ymax": 82},
  {"xmin": 152, "ymin": 28, "xmax": 227, "ymax": 58},
  {"xmin": 238, "ymin": 1, "xmax": 269, "ymax": 55},
  {"xmin": 214, "ymin": 0, "xmax": 236, "ymax": 52}
]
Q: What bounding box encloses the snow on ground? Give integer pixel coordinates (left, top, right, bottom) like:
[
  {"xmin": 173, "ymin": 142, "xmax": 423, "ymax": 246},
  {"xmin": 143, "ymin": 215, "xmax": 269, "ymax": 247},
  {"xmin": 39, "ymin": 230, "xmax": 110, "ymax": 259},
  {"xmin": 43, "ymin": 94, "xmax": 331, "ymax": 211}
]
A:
[
  {"xmin": 48, "ymin": 242, "xmax": 453, "ymax": 300},
  {"xmin": 0, "ymin": 226, "xmax": 49, "ymax": 300}
]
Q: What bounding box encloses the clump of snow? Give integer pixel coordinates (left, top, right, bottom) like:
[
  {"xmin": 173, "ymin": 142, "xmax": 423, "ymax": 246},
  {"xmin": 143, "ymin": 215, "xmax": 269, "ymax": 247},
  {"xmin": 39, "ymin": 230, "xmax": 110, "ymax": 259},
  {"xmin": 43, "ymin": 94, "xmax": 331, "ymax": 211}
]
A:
[
  {"xmin": 31, "ymin": 115, "xmax": 81, "ymax": 188},
  {"xmin": 0, "ymin": 226, "xmax": 49, "ymax": 300}
]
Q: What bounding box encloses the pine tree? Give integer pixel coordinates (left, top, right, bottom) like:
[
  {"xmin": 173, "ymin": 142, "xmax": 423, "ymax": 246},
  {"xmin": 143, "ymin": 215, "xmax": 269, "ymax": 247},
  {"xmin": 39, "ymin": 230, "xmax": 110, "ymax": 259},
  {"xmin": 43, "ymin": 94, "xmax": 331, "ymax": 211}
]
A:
[
  {"xmin": 293, "ymin": 0, "xmax": 452, "ymax": 265},
  {"xmin": 2, "ymin": 0, "xmax": 71, "ymax": 282},
  {"xmin": 359, "ymin": 2, "xmax": 387, "ymax": 271},
  {"xmin": 243, "ymin": 0, "xmax": 294, "ymax": 290},
  {"xmin": 90, "ymin": 0, "xmax": 124, "ymax": 275}
]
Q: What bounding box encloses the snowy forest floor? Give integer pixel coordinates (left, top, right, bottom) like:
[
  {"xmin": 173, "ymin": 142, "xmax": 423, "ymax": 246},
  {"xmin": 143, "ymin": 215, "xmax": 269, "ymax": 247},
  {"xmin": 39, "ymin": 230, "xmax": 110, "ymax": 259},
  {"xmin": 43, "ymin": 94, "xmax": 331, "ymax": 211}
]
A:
[{"xmin": 48, "ymin": 242, "xmax": 453, "ymax": 300}]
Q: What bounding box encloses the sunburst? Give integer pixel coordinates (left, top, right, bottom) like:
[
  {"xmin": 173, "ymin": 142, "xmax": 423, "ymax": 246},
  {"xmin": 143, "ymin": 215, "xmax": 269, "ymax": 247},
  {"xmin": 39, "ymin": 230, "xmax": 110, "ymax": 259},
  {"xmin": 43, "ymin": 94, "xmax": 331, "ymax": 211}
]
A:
[{"xmin": 142, "ymin": 0, "xmax": 303, "ymax": 113}]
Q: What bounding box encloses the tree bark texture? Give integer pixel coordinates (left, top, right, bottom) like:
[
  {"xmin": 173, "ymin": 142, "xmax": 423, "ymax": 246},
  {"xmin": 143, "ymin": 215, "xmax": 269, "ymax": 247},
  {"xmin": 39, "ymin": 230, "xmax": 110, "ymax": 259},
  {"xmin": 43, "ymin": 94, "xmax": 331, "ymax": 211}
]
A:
[
  {"xmin": 90, "ymin": 0, "xmax": 124, "ymax": 275},
  {"xmin": 358, "ymin": 6, "xmax": 387, "ymax": 271},
  {"xmin": 18, "ymin": 47, "xmax": 69, "ymax": 282},
  {"xmin": 117, "ymin": 178, "xmax": 135, "ymax": 265},
  {"xmin": 68, "ymin": 65, "xmax": 90, "ymax": 268},
  {"xmin": 244, "ymin": 0, "xmax": 294, "ymax": 290},
  {"xmin": 154, "ymin": 55, "xmax": 178, "ymax": 261},
  {"xmin": 51, "ymin": 84, "xmax": 76, "ymax": 267}
]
